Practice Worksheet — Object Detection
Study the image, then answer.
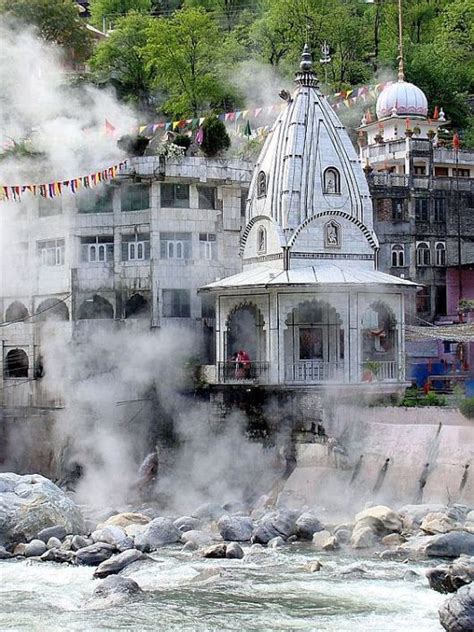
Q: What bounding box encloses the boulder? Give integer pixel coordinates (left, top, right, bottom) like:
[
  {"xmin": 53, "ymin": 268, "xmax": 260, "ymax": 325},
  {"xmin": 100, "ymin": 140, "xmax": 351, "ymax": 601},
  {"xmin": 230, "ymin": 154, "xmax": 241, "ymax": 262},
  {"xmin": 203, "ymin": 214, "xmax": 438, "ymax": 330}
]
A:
[
  {"xmin": 124, "ymin": 524, "xmax": 147, "ymax": 539},
  {"xmin": 181, "ymin": 530, "xmax": 214, "ymax": 547},
  {"xmin": 382, "ymin": 533, "xmax": 404, "ymax": 547},
  {"xmin": 193, "ymin": 503, "xmax": 227, "ymax": 522},
  {"xmin": 76, "ymin": 543, "xmax": 115, "ymax": 566},
  {"xmin": 71, "ymin": 535, "xmax": 91, "ymax": 551},
  {"xmin": 92, "ymin": 575, "xmax": 142, "ymax": 600},
  {"xmin": 421, "ymin": 512, "xmax": 458, "ymax": 535},
  {"xmin": 218, "ymin": 516, "xmax": 253, "ymax": 542},
  {"xmin": 399, "ymin": 504, "xmax": 447, "ymax": 530},
  {"xmin": 24, "ymin": 539, "xmax": 47, "ymax": 557},
  {"xmin": 60, "ymin": 535, "xmax": 73, "ymax": 551},
  {"xmin": 40, "ymin": 548, "xmax": 75, "ymax": 564},
  {"xmin": 0, "ymin": 473, "xmax": 85, "ymax": 546},
  {"xmin": 226, "ymin": 542, "xmax": 244, "ymax": 559},
  {"xmin": 295, "ymin": 512, "xmax": 324, "ymax": 540},
  {"xmin": 47, "ymin": 537, "xmax": 62, "ymax": 550},
  {"xmin": 251, "ymin": 511, "xmax": 297, "ymax": 544},
  {"xmin": 182, "ymin": 540, "xmax": 198, "ymax": 552},
  {"xmin": 439, "ymin": 584, "xmax": 474, "ymax": 632},
  {"xmin": 134, "ymin": 517, "xmax": 181, "ymax": 551},
  {"xmin": 37, "ymin": 525, "xmax": 67, "ymax": 543},
  {"xmin": 306, "ymin": 560, "xmax": 323, "ymax": 573},
  {"xmin": 425, "ymin": 532, "xmax": 474, "ymax": 559},
  {"xmin": 98, "ymin": 513, "xmax": 150, "ymax": 530},
  {"xmin": 93, "ymin": 549, "xmax": 144, "ymax": 579},
  {"xmin": 92, "ymin": 526, "xmax": 133, "ymax": 551},
  {"xmin": 268, "ymin": 536, "xmax": 285, "ymax": 549},
  {"xmin": 0, "ymin": 546, "xmax": 12, "ymax": 559},
  {"xmin": 203, "ymin": 544, "xmax": 227, "ymax": 559},
  {"xmin": 354, "ymin": 505, "xmax": 401, "ymax": 535},
  {"xmin": 173, "ymin": 516, "xmax": 202, "ymax": 533},
  {"xmin": 427, "ymin": 556, "xmax": 474, "ymax": 594},
  {"xmin": 313, "ymin": 530, "xmax": 339, "ymax": 551},
  {"xmin": 334, "ymin": 529, "xmax": 352, "ymax": 545},
  {"xmin": 13, "ymin": 543, "xmax": 26, "ymax": 556},
  {"xmin": 351, "ymin": 526, "xmax": 379, "ymax": 549}
]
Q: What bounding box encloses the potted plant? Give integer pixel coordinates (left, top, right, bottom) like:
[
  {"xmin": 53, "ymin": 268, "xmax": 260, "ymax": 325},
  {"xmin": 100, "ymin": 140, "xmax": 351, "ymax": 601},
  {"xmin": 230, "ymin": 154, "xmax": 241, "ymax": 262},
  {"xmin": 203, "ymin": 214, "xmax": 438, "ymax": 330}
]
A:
[{"xmin": 362, "ymin": 360, "xmax": 381, "ymax": 382}]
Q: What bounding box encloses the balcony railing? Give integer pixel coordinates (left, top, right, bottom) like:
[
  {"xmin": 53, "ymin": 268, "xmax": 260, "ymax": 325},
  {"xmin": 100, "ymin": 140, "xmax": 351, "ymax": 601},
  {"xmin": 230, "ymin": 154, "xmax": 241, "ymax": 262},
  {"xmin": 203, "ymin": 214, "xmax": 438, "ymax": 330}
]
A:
[
  {"xmin": 285, "ymin": 361, "xmax": 345, "ymax": 383},
  {"xmin": 361, "ymin": 361, "xmax": 399, "ymax": 382},
  {"xmin": 217, "ymin": 361, "xmax": 270, "ymax": 384}
]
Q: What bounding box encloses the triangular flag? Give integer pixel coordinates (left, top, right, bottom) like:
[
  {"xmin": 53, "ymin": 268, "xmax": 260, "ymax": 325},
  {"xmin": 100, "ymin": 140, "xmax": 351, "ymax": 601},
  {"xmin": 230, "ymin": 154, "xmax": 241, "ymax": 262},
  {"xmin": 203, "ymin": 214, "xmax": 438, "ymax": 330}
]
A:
[
  {"xmin": 105, "ymin": 119, "xmax": 116, "ymax": 137},
  {"xmin": 244, "ymin": 120, "xmax": 252, "ymax": 137}
]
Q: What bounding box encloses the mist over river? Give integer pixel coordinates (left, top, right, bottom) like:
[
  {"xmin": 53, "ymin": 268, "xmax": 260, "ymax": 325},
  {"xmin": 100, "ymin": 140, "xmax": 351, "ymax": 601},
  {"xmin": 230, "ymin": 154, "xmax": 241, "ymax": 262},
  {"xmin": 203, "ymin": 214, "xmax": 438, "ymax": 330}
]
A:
[{"xmin": 0, "ymin": 546, "xmax": 444, "ymax": 632}]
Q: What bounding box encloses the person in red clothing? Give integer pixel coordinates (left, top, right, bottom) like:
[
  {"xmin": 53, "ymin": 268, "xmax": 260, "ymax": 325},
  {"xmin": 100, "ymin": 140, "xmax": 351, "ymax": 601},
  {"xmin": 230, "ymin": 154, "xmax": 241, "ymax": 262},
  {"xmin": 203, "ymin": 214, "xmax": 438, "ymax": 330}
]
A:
[{"xmin": 235, "ymin": 349, "xmax": 251, "ymax": 379}]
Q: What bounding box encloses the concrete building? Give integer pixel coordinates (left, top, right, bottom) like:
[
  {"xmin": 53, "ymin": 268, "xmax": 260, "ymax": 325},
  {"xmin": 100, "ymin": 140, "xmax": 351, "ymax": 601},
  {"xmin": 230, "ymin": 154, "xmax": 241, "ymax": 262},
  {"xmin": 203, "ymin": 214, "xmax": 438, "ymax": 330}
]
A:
[{"xmin": 201, "ymin": 46, "xmax": 416, "ymax": 393}]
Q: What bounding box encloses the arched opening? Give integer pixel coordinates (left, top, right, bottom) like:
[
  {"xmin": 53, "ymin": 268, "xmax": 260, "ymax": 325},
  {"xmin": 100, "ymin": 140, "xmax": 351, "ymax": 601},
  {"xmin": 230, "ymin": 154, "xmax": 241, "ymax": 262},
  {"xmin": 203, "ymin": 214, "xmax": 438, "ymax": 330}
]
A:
[
  {"xmin": 125, "ymin": 293, "xmax": 150, "ymax": 319},
  {"xmin": 391, "ymin": 244, "xmax": 405, "ymax": 267},
  {"xmin": 416, "ymin": 242, "xmax": 431, "ymax": 267},
  {"xmin": 284, "ymin": 300, "xmax": 344, "ymax": 382},
  {"xmin": 361, "ymin": 302, "xmax": 397, "ymax": 381},
  {"xmin": 4, "ymin": 348, "xmax": 29, "ymax": 378},
  {"xmin": 435, "ymin": 242, "xmax": 446, "ymax": 267},
  {"xmin": 78, "ymin": 295, "xmax": 114, "ymax": 320},
  {"xmin": 5, "ymin": 301, "xmax": 29, "ymax": 323},
  {"xmin": 257, "ymin": 171, "xmax": 267, "ymax": 197},
  {"xmin": 323, "ymin": 167, "xmax": 341, "ymax": 194},
  {"xmin": 36, "ymin": 298, "xmax": 69, "ymax": 321},
  {"xmin": 257, "ymin": 226, "xmax": 267, "ymax": 254},
  {"xmin": 223, "ymin": 303, "xmax": 266, "ymax": 380}
]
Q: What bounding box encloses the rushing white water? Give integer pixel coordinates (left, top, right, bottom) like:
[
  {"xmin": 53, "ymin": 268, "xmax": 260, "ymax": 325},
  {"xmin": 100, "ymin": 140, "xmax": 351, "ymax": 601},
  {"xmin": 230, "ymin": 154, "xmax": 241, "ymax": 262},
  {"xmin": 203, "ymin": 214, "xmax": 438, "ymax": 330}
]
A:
[{"xmin": 0, "ymin": 546, "xmax": 445, "ymax": 631}]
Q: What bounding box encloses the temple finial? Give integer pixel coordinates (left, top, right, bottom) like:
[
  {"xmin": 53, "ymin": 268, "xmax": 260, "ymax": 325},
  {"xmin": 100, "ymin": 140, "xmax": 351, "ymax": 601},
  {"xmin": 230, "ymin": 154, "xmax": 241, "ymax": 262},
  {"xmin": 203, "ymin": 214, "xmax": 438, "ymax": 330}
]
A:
[
  {"xmin": 397, "ymin": 0, "xmax": 405, "ymax": 81},
  {"xmin": 300, "ymin": 43, "xmax": 312, "ymax": 72}
]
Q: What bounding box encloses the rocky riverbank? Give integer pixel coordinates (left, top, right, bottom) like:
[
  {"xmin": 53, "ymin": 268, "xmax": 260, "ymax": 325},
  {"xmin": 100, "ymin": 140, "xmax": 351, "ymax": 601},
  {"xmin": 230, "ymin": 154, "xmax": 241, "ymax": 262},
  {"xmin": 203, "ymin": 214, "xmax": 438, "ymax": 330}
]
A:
[{"xmin": 1, "ymin": 473, "xmax": 473, "ymax": 630}]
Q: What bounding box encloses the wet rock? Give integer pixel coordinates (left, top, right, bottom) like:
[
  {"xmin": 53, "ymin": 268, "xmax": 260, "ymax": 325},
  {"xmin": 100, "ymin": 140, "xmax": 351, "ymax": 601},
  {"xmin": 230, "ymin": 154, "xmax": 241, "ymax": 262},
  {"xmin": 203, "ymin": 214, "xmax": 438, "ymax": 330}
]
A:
[
  {"xmin": 173, "ymin": 516, "xmax": 202, "ymax": 533},
  {"xmin": 251, "ymin": 511, "xmax": 297, "ymax": 544},
  {"xmin": 193, "ymin": 503, "xmax": 227, "ymax": 522},
  {"xmin": 181, "ymin": 530, "xmax": 214, "ymax": 547},
  {"xmin": 399, "ymin": 534, "xmax": 435, "ymax": 557},
  {"xmin": 93, "ymin": 549, "xmax": 144, "ymax": 579},
  {"xmin": 268, "ymin": 536, "xmax": 285, "ymax": 549},
  {"xmin": 226, "ymin": 542, "xmax": 244, "ymax": 559},
  {"xmin": 37, "ymin": 525, "xmax": 67, "ymax": 543},
  {"xmin": 71, "ymin": 535, "xmax": 91, "ymax": 551},
  {"xmin": 0, "ymin": 473, "xmax": 85, "ymax": 546},
  {"xmin": 182, "ymin": 540, "xmax": 198, "ymax": 552},
  {"xmin": 334, "ymin": 529, "xmax": 351, "ymax": 545},
  {"xmin": 448, "ymin": 506, "xmax": 471, "ymax": 523},
  {"xmin": 76, "ymin": 542, "xmax": 115, "ymax": 566},
  {"xmin": 124, "ymin": 524, "xmax": 147, "ymax": 538},
  {"xmin": 98, "ymin": 513, "xmax": 150, "ymax": 530},
  {"xmin": 403, "ymin": 570, "xmax": 419, "ymax": 582},
  {"xmin": 399, "ymin": 504, "xmax": 447, "ymax": 531},
  {"xmin": 60, "ymin": 535, "xmax": 73, "ymax": 551},
  {"xmin": 40, "ymin": 548, "xmax": 75, "ymax": 564},
  {"xmin": 425, "ymin": 532, "xmax": 474, "ymax": 559},
  {"xmin": 134, "ymin": 517, "xmax": 181, "ymax": 552},
  {"xmin": 351, "ymin": 526, "xmax": 379, "ymax": 549},
  {"xmin": 13, "ymin": 543, "xmax": 26, "ymax": 556},
  {"xmin": 47, "ymin": 537, "xmax": 62, "ymax": 550},
  {"xmin": 379, "ymin": 548, "xmax": 408, "ymax": 560},
  {"xmin": 92, "ymin": 526, "xmax": 133, "ymax": 551},
  {"xmin": 313, "ymin": 530, "xmax": 339, "ymax": 551},
  {"xmin": 354, "ymin": 505, "xmax": 402, "ymax": 535},
  {"xmin": 218, "ymin": 515, "xmax": 253, "ymax": 542},
  {"xmin": 287, "ymin": 535, "xmax": 298, "ymax": 543},
  {"xmin": 203, "ymin": 544, "xmax": 227, "ymax": 558},
  {"xmin": 24, "ymin": 539, "xmax": 47, "ymax": 557},
  {"xmin": 427, "ymin": 556, "xmax": 474, "ymax": 594},
  {"xmin": 0, "ymin": 545, "xmax": 12, "ymax": 559},
  {"xmin": 92, "ymin": 575, "xmax": 142, "ymax": 600},
  {"xmin": 295, "ymin": 512, "xmax": 324, "ymax": 540},
  {"xmin": 439, "ymin": 584, "xmax": 474, "ymax": 632},
  {"xmin": 421, "ymin": 512, "xmax": 458, "ymax": 535},
  {"xmin": 382, "ymin": 533, "xmax": 403, "ymax": 547},
  {"xmin": 306, "ymin": 560, "xmax": 323, "ymax": 573}
]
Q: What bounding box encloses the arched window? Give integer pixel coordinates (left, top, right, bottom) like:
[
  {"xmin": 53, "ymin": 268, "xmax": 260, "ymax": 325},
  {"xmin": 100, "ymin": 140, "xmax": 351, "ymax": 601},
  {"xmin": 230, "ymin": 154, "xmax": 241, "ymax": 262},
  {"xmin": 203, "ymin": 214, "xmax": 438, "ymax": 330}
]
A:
[
  {"xmin": 257, "ymin": 171, "xmax": 267, "ymax": 197},
  {"xmin": 5, "ymin": 301, "xmax": 29, "ymax": 323},
  {"xmin": 435, "ymin": 242, "xmax": 446, "ymax": 267},
  {"xmin": 391, "ymin": 244, "xmax": 405, "ymax": 267},
  {"xmin": 324, "ymin": 168, "xmax": 341, "ymax": 195},
  {"xmin": 257, "ymin": 226, "xmax": 267, "ymax": 254},
  {"xmin": 4, "ymin": 348, "xmax": 29, "ymax": 378},
  {"xmin": 78, "ymin": 295, "xmax": 114, "ymax": 320},
  {"xmin": 416, "ymin": 242, "xmax": 431, "ymax": 267}
]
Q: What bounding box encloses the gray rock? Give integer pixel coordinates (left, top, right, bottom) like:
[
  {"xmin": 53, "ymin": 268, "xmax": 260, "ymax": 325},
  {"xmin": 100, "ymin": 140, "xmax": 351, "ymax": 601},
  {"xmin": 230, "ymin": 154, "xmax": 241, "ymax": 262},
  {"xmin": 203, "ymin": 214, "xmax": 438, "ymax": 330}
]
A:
[
  {"xmin": 93, "ymin": 575, "xmax": 142, "ymax": 599},
  {"xmin": 203, "ymin": 544, "xmax": 227, "ymax": 558},
  {"xmin": 0, "ymin": 545, "xmax": 12, "ymax": 559},
  {"xmin": 40, "ymin": 548, "xmax": 75, "ymax": 564},
  {"xmin": 354, "ymin": 506, "xmax": 401, "ymax": 535},
  {"xmin": 334, "ymin": 529, "xmax": 352, "ymax": 545},
  {"xmin": 76, "ymin": 542, "xmax": 115, "ymax": 565},
  {"xmin": 182, "ymin": 540, "xmax": 198, "ymax": 552},
  {"xmin": 425, "ymin": 532, "xmax": 474, "ymax": 559},
  {"xmin": 173, "ymin": 516, "xmax": 202, "ymax": 533},
  {"xmin": 312, "ymin": 530, "xmax": 339, "ymax": 551},
  {"xmin": 181, "ymin": 530, "xmax": 214, "ymax": 547},
  {"xmin": 403, "ymin": 570, "xmax": 419, "ymax": 582},
  {"xmin": 251, "ymin": 511, "xmax": 297, "ymax": 545},
  {"xmin": 439, "ymin": 584, "xmax": 474, "ymax": 632},
  {"xmin": 134, "ymin": 517, "xmax": 181, "ymax": 552},
  {"xmin": 71, "ymin": 535, "xmax": 91, "ymax": 551},
  {"xmin": 399, "ymin": 504, "xmax": 447, "ymax": 530},
  {"xmin": 268, "ymin": 536, "xmax": 285, "ymax": 549},
  {"xmin": 93, "ymin": 549, "xmax": 144, "ymax": 579},
  {"xmin": 427, "ymin": 556, "xmax": 474, "ymax": 594},
  {"xmin": 351, "ymin": 526, "xmax": 379, "ymax": 549},
  {"xmin": 448, "ymin": 506, "xmax": 471, "ymax": 523},
  {"xmin": 421, "ymin": 512, "xmax": 458, "ymax": 535},
  {"xmin": 0, "ymin": 473, "xmax": 85, "ymax": 546},
  {"xmin": 218, "ymin": 515, "xmax": 253, "ymax": 542},
  {"xmin": 60, "ymin": 535, "xmax": 73, "ymax": 551},
  {"xmin": 24, "ymin": 539, "xmax": 47, "ymax": 557},
  {"xmin": 13, "ymin": 543, "xmax": 26, "ymax": 556},
  {"xmin": 226, "ymin": 542, "xmax": 244, "ymax": 559},
  {"xmin": 92, "ymin": 526, "xmax": 133, "ymax": 551},
  {"xmin": 47, "ymin": 537, "xmax": 62, "ymax": 549},
  {"xmin": 296, "ymin": 512, "xmax": 324, "ymax": 540},
  {"xmin": 37, "ymin": 525, "xmax": 67, "ymax": 543},
  {"xmin": 193, "ymin": 503, "xmax": 226, "ymax": 522}
]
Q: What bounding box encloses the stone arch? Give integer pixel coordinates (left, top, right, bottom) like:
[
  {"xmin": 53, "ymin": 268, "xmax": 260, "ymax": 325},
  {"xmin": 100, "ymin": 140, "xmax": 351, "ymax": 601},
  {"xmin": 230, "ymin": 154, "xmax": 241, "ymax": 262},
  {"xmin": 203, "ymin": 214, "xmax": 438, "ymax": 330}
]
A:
[
  {"xmin": 4, "ymin": 348, "xmax": 29, "ymax": 378},
  {"xmin": 5, "ymin": 300, "xmax": 29, "ymax": 323},
  {"xmin": 125, "ymin": 293, "xmax": 150, "ymax": 319},
  {"xmin": 240, "ymin": 215, "xmax": 285, "ymax": 256},
  {"xmin": 36, "ymin": 298, "xmax": 69, "ymax": 321},
  {"xmin": 323, "ymin": 167, "xmax": 341, "ymax": 194},
  {"xmin": 224, "ymin": 301, "xmax": 266, "ymax": 362},
  {"xmin": 78, "ymin": 295, "xmax": 114, "ymax": 320},
  {"xmin": 287, "ymin": 211, "xmax": 378, "ymax": 250},
  {"xmin": 257, "ymin": 171, "xmax": 267, "ymax": 197}
]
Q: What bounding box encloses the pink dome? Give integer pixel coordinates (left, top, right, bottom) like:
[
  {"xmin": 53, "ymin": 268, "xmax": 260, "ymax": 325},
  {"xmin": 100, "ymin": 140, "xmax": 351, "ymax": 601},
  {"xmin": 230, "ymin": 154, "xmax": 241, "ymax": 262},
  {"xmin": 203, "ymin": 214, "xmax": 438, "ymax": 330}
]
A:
[{"xmin": 376, "ymin": 81, "xmax": 428, "ymax": 119}]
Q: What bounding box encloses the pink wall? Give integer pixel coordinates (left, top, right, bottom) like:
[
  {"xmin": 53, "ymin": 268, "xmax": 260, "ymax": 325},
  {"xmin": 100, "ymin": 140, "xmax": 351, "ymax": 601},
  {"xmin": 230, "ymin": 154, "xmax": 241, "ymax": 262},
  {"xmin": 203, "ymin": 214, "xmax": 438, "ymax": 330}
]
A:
[{"xmin": 446, "ymin": 267, "xmax": 474, "ymax": 316}]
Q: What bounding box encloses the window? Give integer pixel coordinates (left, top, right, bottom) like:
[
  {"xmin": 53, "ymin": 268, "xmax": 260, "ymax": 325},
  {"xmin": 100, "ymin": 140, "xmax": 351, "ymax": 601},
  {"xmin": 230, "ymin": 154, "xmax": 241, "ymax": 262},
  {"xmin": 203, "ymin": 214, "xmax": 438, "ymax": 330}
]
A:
[
  {"xmin": 201, "ymin": 294, "xmax": 215, "ymax": 320},
  {"xmin": 160, "ymin": 232, "xmax": 191, "ymax": 260},
  {"xmin": 435, "ymin": 242, "xmax": 446, "ymax": 266},
  {"xmin": 391, "ymin": 198, "xmax": 405, "ymax": 221},
  {"xmin": 416, "ymin": 288, "xmax": 431, "ymax": 313},
  {"xmin": 435, "ymin": 166, "xmax": 449, "ymax": 177},
  {"xmin": 121, "ymin": 184, "xmax": 150, "ymax": 212},
  {"xmin": 323, "ymin": 168, "xmax": 341, "ymax": 194},
  {"xmin": 37, "ymin": 239, "xmax": 65, "ymax": 266},
  {"xmin": 391, "ymin": 244, "xmax": 405, "ymax": 267},
  {"xmin": 198, "ymin": 186, "xmax": 217, "ymax": 210},
  {"xmin": 121, "ymin": 233, "xmax": 150, "ymax": 261},
  {"xmin": 453, "ymin": 168, "xmax": 470, "ymax": 178},
  {"xmin": 241, "ymin": 189, "xmax": 248, "ymax": 217},
  {"xmin": 414, "ymin": 165, "xmax": 426, "ymax": 175},
  {"xmin": 81, "ymin": 236, "xmax": 114, "ymax": 263},
  {"xmin": 161, "ymin": 183, "xmax": 189, "ymax": 208},
  {"xmin": 162, "ymin": 289, "xmax": 190, "ymax": 318},
  {"xmin": 415, "ymin": 198, "xmax": 429, "ymax": 222},
  {"xmin": 434, "ymin": 198, "xmax": 446, "ymax": 222},
  {"xmin": 4, "ymin": 348, "xmax": 28, "ymax": 378},
  {"xmin": 78, "ymin": 185, "xmax": 114, "ymax": 213},
  {"xmin": 199, "ymin": 233, "xmax": 216, "ymax": 260},
  {"xmin": 39, "ymin": 197, "xmax": 62, "ymax": 217},
  {"xmin": 416, "ymin": 242, "xmax": 431, "ymax": 267},
  {"xmin": 257, "ymin": 171, "xmax": 267, "ymax": 197},
  {"xmin": 257, "ymin": 226, "xmax": 267, "ymax": 254}
]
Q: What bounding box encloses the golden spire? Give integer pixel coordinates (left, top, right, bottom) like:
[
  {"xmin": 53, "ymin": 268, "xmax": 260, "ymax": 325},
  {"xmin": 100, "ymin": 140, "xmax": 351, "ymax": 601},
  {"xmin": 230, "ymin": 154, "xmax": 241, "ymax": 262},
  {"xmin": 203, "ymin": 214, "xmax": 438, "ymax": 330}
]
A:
[{"xmin": 397, "ymin": 0, "xmax": 405, "ymax": 82}]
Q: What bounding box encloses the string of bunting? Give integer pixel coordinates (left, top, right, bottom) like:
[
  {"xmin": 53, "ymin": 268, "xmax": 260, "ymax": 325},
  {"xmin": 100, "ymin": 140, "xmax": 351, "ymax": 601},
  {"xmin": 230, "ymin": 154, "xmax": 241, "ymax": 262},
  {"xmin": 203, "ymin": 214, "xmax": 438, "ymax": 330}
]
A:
[
  {"xmin": 138, "ymin": 81, "xmax": 393, "ymax": 136},
  {"xmin": 0, "ymin": 161, "xmax": 128, "ymax": 203}
]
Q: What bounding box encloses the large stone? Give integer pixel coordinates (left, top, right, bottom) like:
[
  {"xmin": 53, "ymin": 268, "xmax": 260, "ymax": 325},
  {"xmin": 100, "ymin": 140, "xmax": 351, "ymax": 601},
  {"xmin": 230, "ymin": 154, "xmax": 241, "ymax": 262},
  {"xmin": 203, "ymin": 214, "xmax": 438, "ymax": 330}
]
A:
[
  {"xmin": 313, "ymin": 530, "xmax": 339, "ymax": 551},
  {"xmin": 47, "ymin": 537, "xmax": 62, "ymax": 550},
  {"xmin": 76, "ymin": 542, "xmax": 115, "ymax": 566},
  {"xmin": 0, "ymin": 473, "xmax": 85, "ymax": 546},
  {"xmin": 421, "ymin": 512, "xmax": 458, "ymax": 535},
  {"xmin": 399, "ymin": 504, "xmax": 447, "ymax": 530},
  {"xmin": 134, "ymin": 517, "xmax": 181, "ymax": 552},
  {"xmin": 181, "ymin": 530, "xmax": 214, "ymax": 547},
  {"xmin": 251, "ymin": 511, "xmax": 297, "ymax": 545},
  {"xmin": 354, "ymin": 505, "xmax": 402, "ymax": 535},
  {"xmin": 24, "ymin": 539, "xmax": 47, "ymax": 557},
  {"xmin": 203, "ymin": 544, "xmax": 227, "ymax": 558},
  {"xmin": 173, "ymin": 516, "xmax": 202, "ymax": 533},
  {"xmin": 71, "ymin": 535, "xmax": 91, "ymax": 551},
  {"xmin": 425, "ymin": 532, "xmax": 474, "ymax": 559},
  {"xmin": 92, "ymin": 526, "xmax": 133, "ymax": 551},
  {"xmin": 40, "ymin": 548, "xmax": 75, "ymax": 564},
  {"xmin": 218, "ymin": 516, "xmax": 253, "ymax": 542},
  {"xmin": 226, "ymin": 542, "xmax": 244, "ymax": 559},
  {"xmin": 98, "ymin": 512, "xmax": 150, "ymax": 530},
  {"xmin": 37, "ymin": 525, "xmax": 67, "ymax": 543},
  {"xmin": 351, "ymin": 526, "xmax": 379, "ymax": 549},
  {"xmin": 295, "ymin": 512, "xmax": 324, "ymax": 540},
  {"xmin": 268, "ymin": 536, "xmax": 285, "ymax": 549},
  {"xmin": 93, "ymin": 549, "xmax": 144, "ymax": 579},
  {"xmin": 439, "ymin": 584, "xmax": 474, "ymax": 632},
  {"xmin": 92, "ymin": 576, "xmax": 142, "ymax": 600},
  {"xmin": 192, "ymin": 503, "xmax": 227, "ymax": 522},
  {"xmin": 427, "ymin": 556, "xmax": 474, "ymax": 594},
  {"xmin": 0, "ymin": 545, "xmax": 12, "ymax": 559}
]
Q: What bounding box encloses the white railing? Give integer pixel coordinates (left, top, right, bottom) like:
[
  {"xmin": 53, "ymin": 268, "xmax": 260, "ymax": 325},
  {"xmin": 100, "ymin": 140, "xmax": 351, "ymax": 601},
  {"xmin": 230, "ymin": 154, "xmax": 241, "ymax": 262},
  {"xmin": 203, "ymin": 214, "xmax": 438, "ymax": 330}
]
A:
[
  {"xmin": 361, "ymin": 361, "xmax": 399, "ymax": 382},
  {"xmin": 285, "ymin": 361, "xmax": 345, "ymax": 383}
]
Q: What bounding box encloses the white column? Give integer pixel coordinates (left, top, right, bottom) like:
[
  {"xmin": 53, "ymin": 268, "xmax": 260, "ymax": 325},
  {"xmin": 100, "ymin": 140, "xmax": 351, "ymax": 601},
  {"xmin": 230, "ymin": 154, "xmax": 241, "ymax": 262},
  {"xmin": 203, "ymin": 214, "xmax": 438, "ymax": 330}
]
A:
[{"xmin": 349, "ymin": 291, "xmax": 360, "ymax": 383}]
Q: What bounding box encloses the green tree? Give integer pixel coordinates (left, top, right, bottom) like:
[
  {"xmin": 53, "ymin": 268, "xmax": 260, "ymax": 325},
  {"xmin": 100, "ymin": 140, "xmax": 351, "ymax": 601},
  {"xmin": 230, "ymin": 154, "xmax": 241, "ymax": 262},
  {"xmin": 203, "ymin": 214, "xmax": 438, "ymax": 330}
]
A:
[
  {"xmin": 89, "ymin": 0, "xmax": 152, "ymax": 30},
  {"xmin": 90, "ymin": 12, "xmax": 156, "ymax": 107},
  {"xmin": 185, "ymin": 0, "xmax": 254, "ymax": 32},
  {"xmin": 145, "ymin": 7, "xmax": 238, "ymax": 117},
  {"xmin": 200, "ymin": 115, "xmax": 230, "ymax": 156},
  {"xmin": 0, "ymin": 0, "xmax": 92, "ymax": 62}
]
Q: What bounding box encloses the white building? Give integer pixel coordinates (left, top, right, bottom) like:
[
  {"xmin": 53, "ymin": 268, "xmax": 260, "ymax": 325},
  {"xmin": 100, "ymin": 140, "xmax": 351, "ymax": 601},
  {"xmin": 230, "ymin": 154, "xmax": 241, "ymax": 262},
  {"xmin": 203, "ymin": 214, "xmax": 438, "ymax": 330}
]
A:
[{"xmin": 201, "ymin": 46, "xmax": 416, "ymax": 391}]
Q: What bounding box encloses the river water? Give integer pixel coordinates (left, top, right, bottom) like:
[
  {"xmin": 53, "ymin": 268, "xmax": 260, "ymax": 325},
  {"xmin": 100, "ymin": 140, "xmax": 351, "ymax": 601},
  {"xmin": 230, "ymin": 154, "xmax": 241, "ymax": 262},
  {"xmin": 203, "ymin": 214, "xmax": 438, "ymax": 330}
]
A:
[{"xmin": 0, "ymin": 545, "xmax": 445, "ymax": 632}]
